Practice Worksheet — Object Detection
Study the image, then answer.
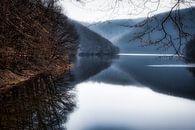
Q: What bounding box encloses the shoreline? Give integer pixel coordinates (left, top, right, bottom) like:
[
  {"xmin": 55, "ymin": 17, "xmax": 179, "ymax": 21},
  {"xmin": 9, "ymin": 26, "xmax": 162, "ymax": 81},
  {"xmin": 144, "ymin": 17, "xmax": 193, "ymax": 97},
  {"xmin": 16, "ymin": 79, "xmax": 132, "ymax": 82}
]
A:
[{"xmin": 0, "ymin": 61, "xmax": 74, "ymax": 93}]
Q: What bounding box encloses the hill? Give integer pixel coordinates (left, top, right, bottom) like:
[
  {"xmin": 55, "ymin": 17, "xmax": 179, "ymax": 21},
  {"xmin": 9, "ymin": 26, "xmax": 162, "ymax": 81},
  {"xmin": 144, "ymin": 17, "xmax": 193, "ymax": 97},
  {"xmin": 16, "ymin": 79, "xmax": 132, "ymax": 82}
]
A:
[
  {"xmin": 89, "ymin": 8, "xmax": 195, "ymax": 54},
  {"xmin": 0, "ymin": 0, "xmax": 79, "ymax": 90},
  {"xmin": 73, "ymin": 21, "xmax": 119, "ymax": 55}
]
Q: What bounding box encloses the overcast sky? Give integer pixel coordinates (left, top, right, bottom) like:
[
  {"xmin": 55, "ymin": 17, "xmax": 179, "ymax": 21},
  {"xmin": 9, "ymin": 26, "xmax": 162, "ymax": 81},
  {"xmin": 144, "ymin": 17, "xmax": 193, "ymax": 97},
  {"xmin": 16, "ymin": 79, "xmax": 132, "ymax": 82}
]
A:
[{"xmin": 60, "ymin": 0, "xmax": 194, "ymax": 22}]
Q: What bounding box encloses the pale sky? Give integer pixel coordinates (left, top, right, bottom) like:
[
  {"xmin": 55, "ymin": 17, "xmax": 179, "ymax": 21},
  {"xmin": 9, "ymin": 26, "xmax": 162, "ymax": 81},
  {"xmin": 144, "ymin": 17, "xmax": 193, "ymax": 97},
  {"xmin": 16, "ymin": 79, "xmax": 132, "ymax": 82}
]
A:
[{"xmin": 60, "ymin": 0, "xmax": 194, "ymax": 22}]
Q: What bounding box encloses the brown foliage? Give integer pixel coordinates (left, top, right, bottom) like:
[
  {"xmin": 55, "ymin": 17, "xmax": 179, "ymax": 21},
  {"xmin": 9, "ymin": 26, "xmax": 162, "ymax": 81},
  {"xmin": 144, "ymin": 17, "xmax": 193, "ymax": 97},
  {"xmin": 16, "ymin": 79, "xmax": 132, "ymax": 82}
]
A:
[{"xmin": 0, "ymin": 0, "xmax": 79, "ymax": 72}]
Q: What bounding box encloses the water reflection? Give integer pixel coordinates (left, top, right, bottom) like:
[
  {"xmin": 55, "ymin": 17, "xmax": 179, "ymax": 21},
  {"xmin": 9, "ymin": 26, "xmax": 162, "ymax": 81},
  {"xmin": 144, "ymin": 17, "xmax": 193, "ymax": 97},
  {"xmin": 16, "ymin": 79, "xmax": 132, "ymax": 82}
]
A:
[
  {"xmin": 185, "ymin": 39, "xmax": 195, "ymax": 77},
  {"xmin": 0, "ymin": 46, "xmax": 194, "ymax": 130},
  {"xmin": 118, "ymin": 53, "xmax": 180, "ymax": 57},
  {"xmin": 72, "ymin": 55, "xmax": 118, "ymax": 84},
  {"xmin": 66, "ymin": 82, "xmax": 195, "ymax": 130},
  {"xmin": 0, "ymin": 72, "xmax": 75, "ymax": 130},
  {"xmin": 87, "ymin": 54, "xmax": 195, "ymax": 100},
  {"xmin": 0, "ymin": 55, "xmax": 118, "ymax": 130},
  {"xmin": 148, "ymin": 64, "xmax": 195, "ymax": 67}
]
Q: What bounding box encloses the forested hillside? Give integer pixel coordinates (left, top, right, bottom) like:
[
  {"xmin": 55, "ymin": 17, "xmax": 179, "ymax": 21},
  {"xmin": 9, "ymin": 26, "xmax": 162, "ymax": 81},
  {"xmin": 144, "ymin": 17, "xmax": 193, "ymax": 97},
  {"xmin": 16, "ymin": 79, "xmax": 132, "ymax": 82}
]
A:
[
  {"xmin": 89, "ymin": 8, "xmax": 195, "ymax": 54},
  {"xmin": 0, "ymin": 0, "xmax": 79, "ymax": 89},
  {"xmin": 73, "ymin": 21, "xmax": 119, "ymax": 55}
]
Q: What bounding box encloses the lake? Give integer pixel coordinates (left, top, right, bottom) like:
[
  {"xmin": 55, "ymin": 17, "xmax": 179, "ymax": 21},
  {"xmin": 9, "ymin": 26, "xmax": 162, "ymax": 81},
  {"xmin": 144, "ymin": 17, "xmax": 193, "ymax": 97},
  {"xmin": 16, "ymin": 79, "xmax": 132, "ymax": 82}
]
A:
[{"xmin": 0, "ymin": 53, "xmax": 195, "ymax": 130}]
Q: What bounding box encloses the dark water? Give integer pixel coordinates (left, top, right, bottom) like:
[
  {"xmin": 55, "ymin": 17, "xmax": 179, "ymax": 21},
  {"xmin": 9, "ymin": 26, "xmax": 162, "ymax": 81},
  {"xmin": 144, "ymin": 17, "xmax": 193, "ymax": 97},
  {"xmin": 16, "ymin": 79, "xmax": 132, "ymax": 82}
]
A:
[
  {"xmin": 66, "ymin": 54, "xmax": 195, "ymax": 130},
  {"xmin": 1, "ymin": 53, "xmax": 195, "ymax": 130},
  {"xmin": 0, "ymin": 73, "xmax": 76, "ymax": 130}
]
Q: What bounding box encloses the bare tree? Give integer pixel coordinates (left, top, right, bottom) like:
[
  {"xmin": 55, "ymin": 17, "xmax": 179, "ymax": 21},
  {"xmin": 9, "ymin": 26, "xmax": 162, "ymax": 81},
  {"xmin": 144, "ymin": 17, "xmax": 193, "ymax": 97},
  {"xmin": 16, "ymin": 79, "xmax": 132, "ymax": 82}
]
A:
[{"xmin": 0, "ymin": 0, "xmax": 78, "ymax": 71}]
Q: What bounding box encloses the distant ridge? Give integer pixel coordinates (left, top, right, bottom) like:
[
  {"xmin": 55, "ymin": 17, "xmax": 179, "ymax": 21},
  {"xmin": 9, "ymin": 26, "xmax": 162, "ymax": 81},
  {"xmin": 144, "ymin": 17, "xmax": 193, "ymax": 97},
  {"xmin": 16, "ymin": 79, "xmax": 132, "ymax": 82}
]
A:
[{"xmin": 72, "ymin": 21, "xmax": 119, "ymax": 55}]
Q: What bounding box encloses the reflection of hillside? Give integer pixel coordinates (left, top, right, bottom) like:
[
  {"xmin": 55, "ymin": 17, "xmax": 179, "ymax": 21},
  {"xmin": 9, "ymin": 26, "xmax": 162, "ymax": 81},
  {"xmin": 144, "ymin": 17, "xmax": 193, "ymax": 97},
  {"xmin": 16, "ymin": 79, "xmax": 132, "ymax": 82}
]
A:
[
  {"xmin": 91, "ymin": 65, "xmax": 140, "ymax": 85},
  {"xmin": 185, "ymin": 38, "xmax": 195, "ymax": 77},
  {"xmin": 90, "ymin": 55, "xmax": 195, "ymax": 100},
  {"xmin": 0, "ymin": 72, "xmax": 75, "ymax": 130},
  {"xmin": 72, "ymin": 55, "xmax": 118, "ymax": 84}
]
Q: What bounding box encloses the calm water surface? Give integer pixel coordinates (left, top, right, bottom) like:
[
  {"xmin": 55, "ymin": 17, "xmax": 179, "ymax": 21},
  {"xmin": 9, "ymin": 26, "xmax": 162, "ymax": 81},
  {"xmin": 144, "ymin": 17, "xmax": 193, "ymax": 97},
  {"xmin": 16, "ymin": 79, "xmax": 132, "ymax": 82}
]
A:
[
  {"xmin": 0, "ymin": 53, "xmax": 195, "ymax": 130},
  {"xmin": 65, "ymin": 54, "xmax": 195, "ymax": 130}
]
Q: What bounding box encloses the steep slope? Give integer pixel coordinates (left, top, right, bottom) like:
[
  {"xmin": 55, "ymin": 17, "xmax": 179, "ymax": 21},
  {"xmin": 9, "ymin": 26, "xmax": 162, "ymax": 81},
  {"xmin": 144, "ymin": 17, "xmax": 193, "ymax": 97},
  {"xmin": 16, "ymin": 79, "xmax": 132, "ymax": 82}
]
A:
[
  {"xmin": 0, "ymin": 0, "xmax": 79, "ymax": 89},
  {"xmin": 72, "ymin": 21, "xmax": 119, "ymax": 55},
  {"xmin": 89, "ymin": 19, "xmax": 140, "ymax": 43},
  {"xmin": 89, "ymin": 8, "xmax": 195, "ymax": 54},
  {"xmin": 116, "ymin": 7, "xmax": 195, "ymax": 53}
]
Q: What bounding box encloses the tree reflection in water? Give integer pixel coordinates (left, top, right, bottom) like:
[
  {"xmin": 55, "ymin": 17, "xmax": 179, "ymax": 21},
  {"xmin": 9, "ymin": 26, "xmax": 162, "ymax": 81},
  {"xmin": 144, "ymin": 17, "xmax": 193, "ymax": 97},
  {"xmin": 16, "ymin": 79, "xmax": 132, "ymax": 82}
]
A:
[
  {"xmin": 185, "ymin": 38, "xmax": 195, "ymax": 77},
  {"xmin": 0, "ymin": 72, "xmax": 76, "ymax": 130}
]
